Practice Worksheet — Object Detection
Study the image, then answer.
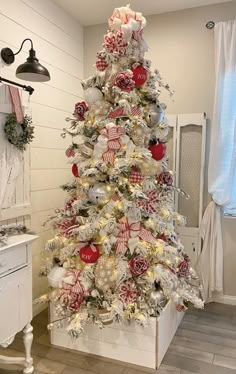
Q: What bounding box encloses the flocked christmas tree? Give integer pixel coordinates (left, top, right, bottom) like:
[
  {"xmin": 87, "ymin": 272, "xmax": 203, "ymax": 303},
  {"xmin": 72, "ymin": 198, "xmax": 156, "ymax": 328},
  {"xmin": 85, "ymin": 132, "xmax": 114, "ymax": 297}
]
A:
[{"xmin": 41, "ymin": 5, "xmax": 203, "ymax": 336}]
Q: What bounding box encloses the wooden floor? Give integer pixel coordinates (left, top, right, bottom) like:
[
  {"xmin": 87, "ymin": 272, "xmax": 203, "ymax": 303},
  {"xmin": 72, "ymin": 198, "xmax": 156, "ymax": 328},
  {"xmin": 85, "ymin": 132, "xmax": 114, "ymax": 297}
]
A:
[{"xmin": 1, "ymin": 303, "xmax": 236, "ymax": 374}]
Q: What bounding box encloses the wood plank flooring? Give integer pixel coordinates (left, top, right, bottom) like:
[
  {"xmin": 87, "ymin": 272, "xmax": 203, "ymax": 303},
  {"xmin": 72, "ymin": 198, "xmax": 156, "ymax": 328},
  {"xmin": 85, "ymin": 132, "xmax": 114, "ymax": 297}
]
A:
[{"xmin": 1, "ymin": 302, "xmax": 236, "ymax": 374}]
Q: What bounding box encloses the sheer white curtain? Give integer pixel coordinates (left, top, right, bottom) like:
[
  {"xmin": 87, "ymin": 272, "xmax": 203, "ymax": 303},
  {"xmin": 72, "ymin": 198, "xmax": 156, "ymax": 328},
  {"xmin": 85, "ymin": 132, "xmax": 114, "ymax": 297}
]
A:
[{"xmin": 199, "ymin": 20, "xmax": 236, "ymax": 300}]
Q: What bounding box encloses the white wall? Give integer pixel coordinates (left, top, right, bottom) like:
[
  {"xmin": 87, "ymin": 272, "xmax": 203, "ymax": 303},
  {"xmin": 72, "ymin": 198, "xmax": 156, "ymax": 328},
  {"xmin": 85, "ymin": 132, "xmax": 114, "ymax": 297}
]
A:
[
  {"xmin": 84, "ymin": 1, "xmax": 236, "ymax": 297},
  {"xmin": 0, "ymin": 0, "xmax": 83, "ymax": 303}
]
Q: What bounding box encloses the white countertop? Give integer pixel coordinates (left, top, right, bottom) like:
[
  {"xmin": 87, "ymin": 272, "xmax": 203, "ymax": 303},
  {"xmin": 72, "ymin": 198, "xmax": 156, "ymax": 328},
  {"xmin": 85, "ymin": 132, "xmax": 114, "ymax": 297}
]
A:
[{"xmin": 0, "ymin": 234, "xmax": 38, "ymax": 252}]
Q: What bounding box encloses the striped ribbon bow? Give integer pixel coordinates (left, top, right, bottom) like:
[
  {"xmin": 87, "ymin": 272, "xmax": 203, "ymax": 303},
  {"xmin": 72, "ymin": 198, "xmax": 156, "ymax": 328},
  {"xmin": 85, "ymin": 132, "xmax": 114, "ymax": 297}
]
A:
[
  {"xmin": 137, "ymin": 190, "xmax": 159, "ymax": 214},
  {"xmin": 116, "ymin": 217, "xmax": 156, "ymax": 255},
  {"xmin": 100, "ymin": 126, "xmax": 124, "ymax": 164}
]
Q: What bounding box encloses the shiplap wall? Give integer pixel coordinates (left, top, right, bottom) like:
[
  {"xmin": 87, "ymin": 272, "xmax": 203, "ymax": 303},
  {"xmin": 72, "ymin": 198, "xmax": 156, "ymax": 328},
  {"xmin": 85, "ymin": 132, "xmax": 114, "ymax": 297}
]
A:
[{"xmin": 0, "ymin": 0, "xmax": 83, "ymax": 303}]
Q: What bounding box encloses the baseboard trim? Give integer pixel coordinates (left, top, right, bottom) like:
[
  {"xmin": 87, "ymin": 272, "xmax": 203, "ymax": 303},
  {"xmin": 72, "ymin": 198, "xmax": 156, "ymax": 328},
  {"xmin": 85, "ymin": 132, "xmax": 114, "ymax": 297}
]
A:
[
  {"xmin": 213, "ymin": 294, "xmax": 236, "ymax": 305},
  {"xmin": 33, "ymin": 301, "xmax": 48, "ymax": 317}
]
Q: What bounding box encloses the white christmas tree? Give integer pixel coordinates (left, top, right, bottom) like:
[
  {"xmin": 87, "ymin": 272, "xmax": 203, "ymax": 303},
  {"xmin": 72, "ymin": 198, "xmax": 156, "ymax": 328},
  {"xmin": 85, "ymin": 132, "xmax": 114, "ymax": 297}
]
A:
[{"xmin": 41, "ymin": 5, "xmax": 203, "ymax": 336}]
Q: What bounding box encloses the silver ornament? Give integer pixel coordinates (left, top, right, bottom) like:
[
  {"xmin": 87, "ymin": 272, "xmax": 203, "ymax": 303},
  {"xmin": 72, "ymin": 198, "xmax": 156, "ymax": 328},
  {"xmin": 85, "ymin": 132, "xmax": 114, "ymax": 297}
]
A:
[
  {"xmin": 88, "ymin": 183, "xmax": 113, "ymax": 205},
  {"xmin": 148, "ymin": 104, "xmax": 164, "ymax": 127},
  {"xmin": 149, "ymin": 289, "xmax": 167, "ymax": 308}
]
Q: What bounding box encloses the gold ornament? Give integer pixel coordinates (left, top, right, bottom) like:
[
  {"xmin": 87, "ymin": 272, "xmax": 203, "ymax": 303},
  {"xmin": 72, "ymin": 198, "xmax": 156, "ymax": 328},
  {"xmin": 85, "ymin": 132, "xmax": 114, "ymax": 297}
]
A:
[{"xmin": 95, "ymin": 255, "xmax": 118, "ymax": 292}]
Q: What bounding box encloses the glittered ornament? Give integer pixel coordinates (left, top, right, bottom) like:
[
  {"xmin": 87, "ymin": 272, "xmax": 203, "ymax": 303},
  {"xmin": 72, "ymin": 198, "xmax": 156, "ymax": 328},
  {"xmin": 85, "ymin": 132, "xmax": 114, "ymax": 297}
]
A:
[
  {"xmin": 130, "ymin": 122, "xmax": 149, "ymax": 146},
  {"xmin": 47, "ymin": 266, "xmax": 66, "ymax": 288},
  {"xmin": 149, "ymin": 289, "xmax": 167, "ymax": 308},
  {"xmin": 129, "ymin": 256, "xmax": 149, "ymax": 276},
  {"xmin": 79, "ymin": 244, "xmax": 100, "ymax": 263},
  {"xmin": 149, "ymin": 143, "xmax": 166, "ymax": 161},
  {"xmin": 88, "ymin": 183, "xmax": 113, "ymax": 205},
  {"xmin": 72, "ymin": 164, "xmax": 79, "ymax": 177},
  {"xmin": 131, "ymin": 65, "xmax": 147, "ymax": 86},
  {"xmin": 84, "ymin": 87, "xmax": 103, "ymax": 106},
  {"xmin": 95, "ymin": 255, "xmax": 118, "ymax": 292}
]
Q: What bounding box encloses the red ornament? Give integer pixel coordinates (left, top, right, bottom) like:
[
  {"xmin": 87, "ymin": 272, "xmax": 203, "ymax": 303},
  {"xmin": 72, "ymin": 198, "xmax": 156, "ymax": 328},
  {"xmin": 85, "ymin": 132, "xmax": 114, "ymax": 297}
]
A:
[
  {"xmin": 129, "ymin": 256, "xmax": 149, "ymax": 276},
  {"xmin": 79, "ymin": 244, "xmax": 100, "ymax": 263},
  {"xmin": 149, "ymin": 143, "xmax": 166, "ymax": 161},
  {"xmin": 131, "ymin": 66, "xmax": 147, "ymax": 87},
  {"xmin": 65, "ymin": 146, "xmax": 75, "ymax": 158},
  {"xmin": 72, "ymin": 163, "xmax": 79, "ymax": 177},
  {"xmin": 96, "ymin": 58, "xmax": 108, "ymax": 71}
]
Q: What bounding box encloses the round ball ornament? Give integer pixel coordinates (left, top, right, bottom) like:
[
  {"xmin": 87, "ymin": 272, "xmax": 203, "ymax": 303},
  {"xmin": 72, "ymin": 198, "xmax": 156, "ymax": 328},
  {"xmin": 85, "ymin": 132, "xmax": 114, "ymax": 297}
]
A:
[
  {"xmin": 84, "ymin": 87, "xmax": 103, "ymax": 106},
  {"xmin": 149, "ymin": 143, "xmax": 166, "ymax": 161},
  {"xmin": 79, "ymin": 244, "xmax": 100, "ymax": 263},
  {"xmin": 88, "ymin": 183, "xmax": 113, "ymax": 206},
  {"xmin": 95, "ymin": 255, "xmax": 118, "ymax": 292},
  {"xmin": 149, "ymin": 289, "xmax": 167, "ymax": 308},
  {"xmin": 72, "ymin": 163, "xmax": 79, "ymax": 177},
  {"xmin": 47, "ymin": 266, "xmax": 67, "ymax": 288},
  {"xmin": 147, "ymin": 104, "xmax": 165, "ymax": 127},
  {"xmin": 96, "ymin": 58, "xmax": 108, "ymax": 72},
  {"xmin": 131, "ymin": 66, "xmax": 147, "ymax": 87}
]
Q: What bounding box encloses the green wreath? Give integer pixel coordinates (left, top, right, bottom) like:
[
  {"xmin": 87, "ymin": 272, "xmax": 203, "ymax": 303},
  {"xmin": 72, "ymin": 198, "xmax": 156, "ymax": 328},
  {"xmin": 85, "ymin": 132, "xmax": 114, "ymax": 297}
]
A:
[{"xmin": 4, "ymin": 113, "xmax": 34, "ymax": 151}]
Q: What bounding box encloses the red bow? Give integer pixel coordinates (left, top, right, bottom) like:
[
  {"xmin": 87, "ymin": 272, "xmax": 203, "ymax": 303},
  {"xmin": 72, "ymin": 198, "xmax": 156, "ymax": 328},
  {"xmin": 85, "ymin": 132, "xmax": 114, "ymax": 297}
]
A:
[
  {"xmin": 116, "ymin": 217, "xmax": 156, "ymax": 255},
  {"xmin": 100, "ymin": 126, "xmax": 124, "ymax": 164},
  {"xmin": 137, "ymin": 190, "xmax": 159, "ymax": 214}
]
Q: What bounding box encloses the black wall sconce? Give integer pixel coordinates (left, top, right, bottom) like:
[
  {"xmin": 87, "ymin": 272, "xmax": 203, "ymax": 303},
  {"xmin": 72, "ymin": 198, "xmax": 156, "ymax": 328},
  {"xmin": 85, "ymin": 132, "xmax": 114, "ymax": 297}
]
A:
[{"xmin": 0, "ymin": 38, "xmax": 50, "ymax": 94}]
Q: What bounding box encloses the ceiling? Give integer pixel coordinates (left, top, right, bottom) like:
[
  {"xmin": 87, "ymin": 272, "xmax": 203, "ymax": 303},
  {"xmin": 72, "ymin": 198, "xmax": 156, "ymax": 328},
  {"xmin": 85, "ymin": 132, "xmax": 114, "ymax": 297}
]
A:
[{"xmin": 53, "ymin": 0, "xmax": 232, "ymax": 26}]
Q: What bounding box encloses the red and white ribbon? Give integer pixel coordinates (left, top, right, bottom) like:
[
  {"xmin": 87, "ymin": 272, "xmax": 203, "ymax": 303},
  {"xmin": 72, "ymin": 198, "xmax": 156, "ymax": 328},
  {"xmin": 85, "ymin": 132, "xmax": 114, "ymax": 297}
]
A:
[
  {"xmin": 116, "ymin": 217, "xmax": 156, "ymax": 255},
  {"xmin": 100, "ymin": 126, "xmax": 124, "ymax": 164},
  {"xmin": 137, "ymin": 190, "xmax": 159, "ymax": 214}
]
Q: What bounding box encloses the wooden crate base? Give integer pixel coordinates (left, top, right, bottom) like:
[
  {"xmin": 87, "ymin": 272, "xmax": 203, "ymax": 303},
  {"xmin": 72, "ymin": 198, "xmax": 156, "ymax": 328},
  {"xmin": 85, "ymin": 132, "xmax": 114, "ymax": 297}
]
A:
[{"xmin": 50, "ymin": 301, "xmax": 184, "ymax": 369}]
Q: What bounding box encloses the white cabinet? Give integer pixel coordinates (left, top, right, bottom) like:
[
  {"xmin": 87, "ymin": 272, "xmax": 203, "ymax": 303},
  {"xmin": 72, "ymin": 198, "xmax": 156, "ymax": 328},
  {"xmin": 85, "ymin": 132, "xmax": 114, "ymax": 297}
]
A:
[{"xmin": 0, "ymin": 234, "xmax": 37, "ymax": 374}]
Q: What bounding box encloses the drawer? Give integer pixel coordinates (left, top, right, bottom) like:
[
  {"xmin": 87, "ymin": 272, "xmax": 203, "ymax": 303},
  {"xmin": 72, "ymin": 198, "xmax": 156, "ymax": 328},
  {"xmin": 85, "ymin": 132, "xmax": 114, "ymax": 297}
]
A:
[{"xmin": 0, "ymin": 244, "xmax": 27, "ymax": 277}]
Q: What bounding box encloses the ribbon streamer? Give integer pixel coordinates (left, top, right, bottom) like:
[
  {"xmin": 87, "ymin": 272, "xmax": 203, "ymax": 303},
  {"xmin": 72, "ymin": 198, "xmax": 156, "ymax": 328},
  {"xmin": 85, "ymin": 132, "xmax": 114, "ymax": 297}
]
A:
[
  {"xmin": 100, "ymin": 126, "xmax": 124, "ymax": 164},
  {"xmin": 116, "ymin": 217, "xmax": 156, "ymax": 255}
]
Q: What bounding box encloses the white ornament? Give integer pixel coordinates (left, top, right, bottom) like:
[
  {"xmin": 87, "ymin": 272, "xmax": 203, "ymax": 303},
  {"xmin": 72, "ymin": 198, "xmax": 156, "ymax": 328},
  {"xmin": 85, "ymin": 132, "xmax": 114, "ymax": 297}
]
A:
[
  {"xmin": 84, "ymin": 87, "xmax": 103, "ymax": 106},
  {"xmin": 88, "ymin": 183, "xmax": 113, "ymax": 205},
  {"xmin": 47, "ymin": 266, "xmax": 66, "ymax": 288}
]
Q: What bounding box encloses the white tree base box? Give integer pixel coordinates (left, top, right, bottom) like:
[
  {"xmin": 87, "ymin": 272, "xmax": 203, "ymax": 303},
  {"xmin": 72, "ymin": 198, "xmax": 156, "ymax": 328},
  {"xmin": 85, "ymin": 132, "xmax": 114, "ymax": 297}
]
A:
[{"xmin": 50, "ymin": 301, "xmax": 184, "ymax": 369}]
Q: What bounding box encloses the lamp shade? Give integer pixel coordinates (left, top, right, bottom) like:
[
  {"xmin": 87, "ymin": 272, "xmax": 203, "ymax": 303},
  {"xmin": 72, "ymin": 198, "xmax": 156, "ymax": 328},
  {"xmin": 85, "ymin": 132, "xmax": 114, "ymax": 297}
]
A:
[{"xmin": 16, "ymin": 49, "xmax": 50, "ymax": 82}]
